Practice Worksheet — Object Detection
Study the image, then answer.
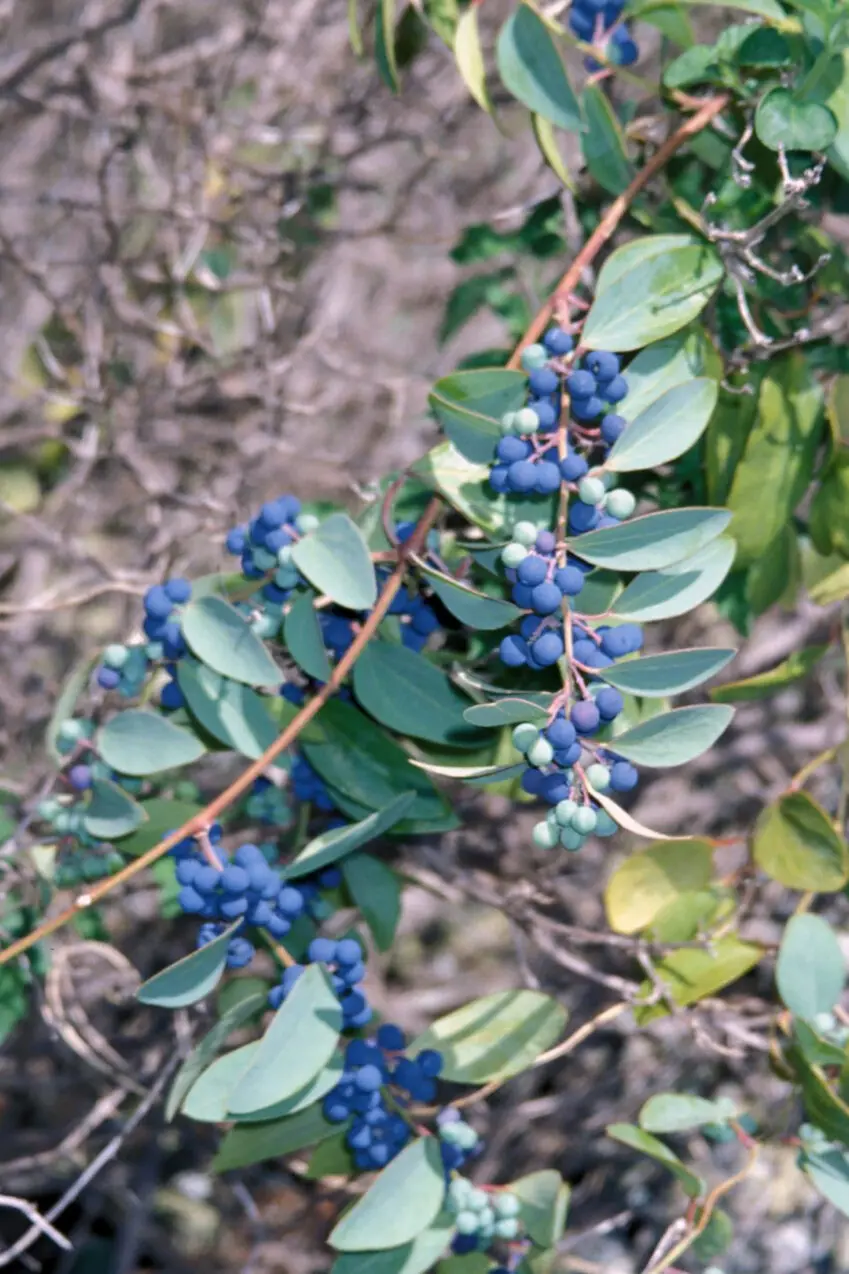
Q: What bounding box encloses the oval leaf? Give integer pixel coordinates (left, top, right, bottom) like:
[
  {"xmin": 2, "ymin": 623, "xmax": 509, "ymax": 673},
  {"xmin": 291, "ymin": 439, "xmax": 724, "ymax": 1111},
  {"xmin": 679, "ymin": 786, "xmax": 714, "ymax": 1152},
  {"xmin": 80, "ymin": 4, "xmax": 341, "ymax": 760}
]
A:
[
  {"xmin": 284, "ymin": 593, "xmax": 332, "ymax": 681},
  {"xmin": 756, "ymin": 87, "xmax": 838, "ymax": 153},
  {"xmin": 429, "ymin": 369, "xmax": 526, "ymax": 465},
  {"xmin": 604, "ymin": 840, "xmax": 715, "ymax": 934},
  {"xmin": 286, "ymin": 791, "xmax": 416, "ymax": 880},
  {"xmin": 342, "ymin": 854, "xmax": 401, "ymax": 951},
  {"xmin": 580, "ymin": 83, "xmax": 633, "ymax": 195},
  {"xmin": 83, "ymin": 778, "xmax": 146, "ymax": 839},
  {"xmin": 612, "ymin": 534, "xmax": 736, "ymax": 622},
  {"xmin": 509, "ymin": 1171, "xmax": 570, "ymax": 1248},
  {"xmin": 419, "ymin": 564, "xmax": 523, "ymax": 631},
  {"xmin": 98, "ymin": 710, "xmax": 206, "ymax": 777},
  {"xmin": 753, "ymin": 793, "xmax": 849, "ymax": 892},
  {"xmin": 607, "ymin": 705, "xmax": 734, "ymax": 768},
  {"xmin": 639, "ymin": 1093, "xmax": 733, "ymax": 1134},
  {"xmin": 137, "ymin": 921, "xmax": 242, "ymax": 1008},
  {"xmin": 571, "ymin": 508, "xmax": 732, "ymax": 571},
  {"xmin": 496, "ymin": 4, "xmax": 580, "ymax": 132},
  {"xmin": 329, "ymin": 1137, "xmax": 447, "ymax": 1251},
  {"xmin": 166, "ymin": 990, "xmax": 267, "ymax": 1121},
  {"xmin": 606, "ymin": 1124, "xmax": 704, "ymax": 1197},
  {"xmin": 408, "ymin": 989, "xmax": 567, "ymax": 1083},
  {"xmin": 455, "ymin": 5, "xmax": 491, "ymax": 111},
  {"xmin": 291, "ymin": 513, "xmax": 377, "ymax": 611},
  {"xmin": 227, "ymin": 963, "xmax": 342, "ymax": 1115},
  {"xmin": 181, "ymin": 595, "xmax": 282, "ymax": 687},
  {"xmin": 177, "ymin": 661, "xmax": 280, "ymax": 759},
  {"xmin": 463, "ymin": 698, "xmax": 550, "ymax": 727},
  {"xmin": 606, "ymin": 379, "xmax": 718, "ymax": 473},
  {"xmin": 332, "ymin": 1214, "xmax": 457, "ymax": 1274},
  {"xmin": 600, "ymin": 648, "xmax": 735, "ymax": 698},
  {"xmin": 776, "ymin": 913, "xmax": 846, "ymax": 1020},
  {"xmin": 635, "ymin": 937, "xmax": 764, "ymax": 1023},
  {"xmin": 212, "ymin": 1102, "xmax": 342, "ymax": 1173},
  {"xmin": 352, "ymin": 642, "xmax": 479, "ymax": 747},
  {"xmin": 623, "ymin": 328, "xmax": 722, "ymax": 421},
  {"xmin": 185, "ymin": 1047, "xmax": 343, "ymax": 1124}
]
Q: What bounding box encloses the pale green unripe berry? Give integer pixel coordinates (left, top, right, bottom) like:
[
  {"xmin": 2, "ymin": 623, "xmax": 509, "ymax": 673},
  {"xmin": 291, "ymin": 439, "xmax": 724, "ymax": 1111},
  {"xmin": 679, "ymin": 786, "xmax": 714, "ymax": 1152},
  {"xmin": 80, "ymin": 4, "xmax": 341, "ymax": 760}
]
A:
[
  {"xmin": 572, "ymin": 806, "xmax": 598, "ymax": 835},
  {"xmin": 513, "ymin": 520, "xmax": 538, "ymax": 547},
  {"xmin": 145, "ymin": 641, "xmax": 164, "ymax": 661},
  {"xmin": 578, "ymin": 476, "xmax": 606, "ymax": 506},
  {"xmin": 467, "ymin": 1188, "xmax": 489, "ymax": 1212},
  {"xmin": 599, "ymin": 470, "xmax": 617, "ymax": 491},
  {"xmin": 441, "ymin": 1123, "xmax": 463, "ymax": 1146},
  {"xmin": 501, "ymin": 542, "xmax": 528, "ymax": 568},
  {"xmin": 296, "ymin": 512, "xmax": 320, "ymax": 534},
  {"xmin": 493, "ymin": 1192, "xmax": 521, "ymax": 1219},
  {"xmin": 477, "ymin": 1206, "xmax": 495, "ymax": 1229},
  {"xmin": 514, "ymin": 407, "xmax": 540, "ymax": 436},
  {"xmin": 586, "ymin": 763, "xmax": 611, "ymax": 791},
  {"xmin": 449, "ymin": 1176, "xmax": 471, "ymax": 1203},
  {"xmin": 495, "ymin": 1218, "xmax": 520, "ymax": 1240},
  {"xmin": 37, "ymin": 798, "xmax": 62, "ymax": 821},
  {"xmin": 595, "ymin": 809, "xmax": 619, "ymax": 837},
  {"xmin": 103, "ymin": 643, "xmax": 128, "ymax": 669},
  {"xmin": 58, "ymin": 719, "xmax": 87, "ymax": 744},
  {"xmin": 561, "ymin": 827, "xmax": 584, "ymax": 851},
  {"xmin": 455, "ymin": 1211, "xmax": 479, "ymax": 1234},
  {"xmin": 455, "ymin": 1123, "xmax": 478, "ymax": 1150},
  {"xmin": 276, "ymin": 544, "xmax": 294, "ymax": 566},
  {"xmin": 512, "ymin": 723, "xmax": 540, "ymax": 752},
  {"xmin": 526, "ymin": 737, "xmax": 554, "ymax": 768},
  {"xmin": 555, "ymin": 798, "xmax": 578, "ymax": 827},
  {"xmin": 253, "ymin": 547, "xmax": 277, "ymax": 570},
  {"xmin": 500, "ymin": 411, "xmax": 518, "ymax": 435},
  {"xmin": 605, "ymin": 488, "xmax": 637, "ymax": 519},
  {"xmin": 532, "ymin": 820, "xmax": 560, "ymax": 849},
  {"xmin": 520, "ymin": 343, "xmax": 549, "ymax": 370}
]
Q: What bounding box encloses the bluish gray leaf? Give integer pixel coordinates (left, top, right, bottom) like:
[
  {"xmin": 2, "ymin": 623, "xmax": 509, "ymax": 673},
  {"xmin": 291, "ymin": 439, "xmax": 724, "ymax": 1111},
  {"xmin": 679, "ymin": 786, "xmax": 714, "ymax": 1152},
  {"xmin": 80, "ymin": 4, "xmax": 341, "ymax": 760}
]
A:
[
  {"xmin": 177, "ymin": 661, "xmax": 280, "ymax": 759},
  {"xmin": 776, "ymin": 913, "xmax": 846, "ymax": 1019},
  {"xmin": 284, "ymin": 592, "xmax": 332, "ymax": 681},
  {"xmin": 571, "ymin": 508, "xmax": 732, "ymax": 571},
  {"xmin": 496, "ymin": 4, "xmax": 580, "ymax": 132},
  {"xmin": 83, "ymin": 778, "xmax": 146, "ymax": 839},
  {"xmin": 611, "ymin": 535, "xmax": 736, "ymax": 621},
  {"xmin": 98, "ymin": 710, "xmax": 206, "ymax": 777},
  {"xmin": 182, "ymin": 595, "xmax": 282, "ymax": 687},
  {"xmin": 291, "ymin": 513, "xmax": 377, "ymax": 611},
  {"xmin": 608, "ymin": 704, "xmax": 734, "ymax": 767},
  {"xmin": 599, "ymin": 648, "xmax": 735, "ymax": 697},
  {"xmin": 606, "ymin": 379, "xmax": 718, "ymax": 473},
  {"xmin": 329, "ymin": 1137, "xmax": 448, "ymax": 1251},
  {"xmin": 137, "ymin": 921, "xmax": 242, "ymax": 1008},
  {"xmin": 286, "ymin": 792, "xmax": 415, "ymax": 880}
]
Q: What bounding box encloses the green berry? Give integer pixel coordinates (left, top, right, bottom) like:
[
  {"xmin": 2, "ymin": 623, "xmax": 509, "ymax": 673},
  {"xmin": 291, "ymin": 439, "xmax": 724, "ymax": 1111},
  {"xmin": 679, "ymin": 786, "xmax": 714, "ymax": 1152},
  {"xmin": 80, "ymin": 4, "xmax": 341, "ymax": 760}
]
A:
[
  {"xmin": 493, "ymin": 1192, "xmax": 520, "ymax": 1219},
  {"xmin": 440, "ymin": 1123, "xmax": 463, "ymax": 1146},
  {"xmin": 296, "ymin": 513, "xmax": 320, "ymax": 534},
  {"xmin": 253, "ymin": 547, "xmax": 277, "ymax": 571},
  {"xmin": 477, "ymin": 1206, "xmax": 495, "ymax": 1229},
  {"xmin": 526, "ymin": 737, "xmax": 554, "ymax": 768},
  {"xmin": 494, "ymin": 1218, "xmax": 520, "ymax": 1240},
  {"xmin": 572, "ymin": 806, "xmax": 598, "ymax": 835},
  {"xmin": 595, "ymin": 809, "xmax": 618, "ymax": 837},
  {"xmin": 512, "ymin": 723, "xmax": 540, "ymax": 752},
  {"xmin": 467, "ymin": 1189, "xmax": 488, "ymax": 1212},
  {"xmin": 599, "ymin": 470, "xmax": 617, "ymax": 491},
  {"xmin": 514, "ymin": 407, "xmax": 540, "ymax": 436},
  {"xmin": 103, "ymin": 643, "xmax": 129, "ymax": 669},
  {"xmin": 555, "ymin": 798, "xmax": 578, "ymax": 827},
  {"xmin": 276, "ymin": 544, "xmax": 294, "ymax": 567},
  {"xmin": 513, "ymin": 521, "xmax": 538, "ymax": 547},
  {"xmin": 145, "ymin": 641, "xmax": 164, "ymax": 661},
  {"xmin": 455, "ymin": 1123, "xmax": 479, "ymax": 1151},
  {"xmin": 520, "ymin": 343, "xmax": 549, "ymax": 370},
  {"xmin": 586, "ymin": 763, "xmax": 611, "ymax": 791},
  {"xmin": 500, "ymin": 411, "xmax": 518, "ymax": 435},
  {"xmin": 605, "ymin": 488, "xmax": 637, "ymax": 519},
  {"xmin": 501, "ymin": 542, "xmax": 528, "ymax": 568},
  {"xmin": 532, "ymin": 820, "xmax": 560, "ymax": 850},
  {"xmin": 449, "ymin": 1177, "xmax": 472, "ymax": 1204},
  {"xmin": 578, "ymin": 476, "xmax": 606, "ymax": 505},
  {"xmin": 561, "ymin": 827, "xmax": 584, "ymax": 851},
  {"xmin": 455, "ymin": 1211, "xmax": 479, "ymax": 1235},
  {"xmin": 82, "ymin": 855, "xmax": 105, "ymax": 881}
]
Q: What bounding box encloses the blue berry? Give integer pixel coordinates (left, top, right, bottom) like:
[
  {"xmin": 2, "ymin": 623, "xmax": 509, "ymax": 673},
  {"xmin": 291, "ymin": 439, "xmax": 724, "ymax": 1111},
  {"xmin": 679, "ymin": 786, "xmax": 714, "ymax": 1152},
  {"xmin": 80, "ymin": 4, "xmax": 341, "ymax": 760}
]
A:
[
  {"xmin": 535, "ymin": 461, "xmax": 562, "ymax": 494},
  {"xmin": 546, "ymin": 716, "xmax": 577, "ymax": 749},
  {"xmin": 543, "ymin": 326, "xmax": 573, "ymax": 355},
  {"xmin": 532, "ymin": 630, "xmax": 564, "ymax": 665},
  {"xmin": 529, "ymin": 399, "xmax": 557, "ymax": 430},
  {"xmin": 568, "ymin": 503, "xmax": 600, "ymax": 534},
  {"xmin": 377, "ymin": 1023, "xmax": 406, "ymax": 1051},
  {"xmin": 560, "ymin": 451, "xmax": 589, "ymax": 481},
  {"xmin": 571, "ymin": 395, "xmax": 605, "ymax": 421},
  {"xmin": 571, "ymin": 700, "xmax": 601, "ymax": 734},
  {"xmin": 566, "ymin": 370, "xmax": 596, "ymax": 399},
  {"xmin": 602, "ymin": 375, "xmax": 628, "ymax": 403},
  {"xmin": 531, "ymin": 582, "xmax": 562, "ymax": 615},
  {"xmin": 554, "ymin": 565, "xmax": 585, "ymax": 595},
  {"xmin": 418, "ymin": 1049, "xmax": 444, "ymax": 1078},
  {"xmin": 164, "ymin": 577, "xmax": 192, "ymax": 604},
  {"xmin": 355, "ymin": 1064, "xmax": 384, "ymax": 1092},
  {"xmin": 596, "ymin": 687, "xmax": 624, "ymax": 720},
  {"xmin": 601, "ymin": 413, "xmax": 627, "ymax": 444},
  {"xmin": 336, "ymin": 938, "xmax": 363, "ymax": 966},
  {"xmin": 521, "ymin": 768, "xmax": 545, "ymax": 796},
  {"xmin": 610, "ymin": 761, "xmax": 639, "ymax": 791},
  {"xmin": 585, "ymin": 351, "xmax": 620, "ymax": 381},
  {"xmin": 536, "ymin": 530, "xmax": 556, "ymax": 553},
  {"xmin": 569, "ymin": 8, "xmax": 595, "ymax": 36},
  {"xmin": 226, "ymin": 527, "xmax": 247, "ymax": 554},
  {"xmin": 489, "ymin": 465, "xmax": 509, "ymax": 493},
  {"xmin": 518, "ymin": 556, "xmax": 548, "ymax": 587},
  {"xmin": 497, "ymin": 436, "xmax": 531, "ymax": 464},
  {"xmin": 500, "ymin": 634, "xmax": 529, "ymax": 667},
  {"xmin": 143, "ymin": 585, "xmax": 173, "ymax": 620},
  {"xmin": 97, "ymin": 667, "xmax": 121, "ymax": 690},
  {"xmin": 528, "ymin": 367, "xmax": 559, "ymax": 396},
  {"xmin": 507, "ymin": 461, "xmax": 538, "ymax": 492},
  {"xmin": 308, "ymin": 937, "xmax": 337, "ymax": 964}
]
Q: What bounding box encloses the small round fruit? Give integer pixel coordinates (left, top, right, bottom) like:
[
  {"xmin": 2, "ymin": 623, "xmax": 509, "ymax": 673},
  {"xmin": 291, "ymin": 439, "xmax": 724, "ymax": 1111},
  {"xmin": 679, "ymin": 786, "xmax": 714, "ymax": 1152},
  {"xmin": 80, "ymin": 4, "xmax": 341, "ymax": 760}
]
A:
[
  {"xmin": 526, "ymin": 737, "xmax": 555, "ymax": 768},
  {"xmin": 572, "ymin": 806, "xmax": 598, "ymax": 835},
  {"xmin": 578, "ymin": 476, "xmax": 606, "ymax": 506},
  {"xmin": 555, "ymin": 798, "xmax": 578, "ymax": 827},
  {"xmin": 520, "ymin": 343, "xmax": 549, "ymax": 370},
  {"xmin": 532, "ymin": 820, "xmax": 560, "ymax": 849},
  {"xmin": 501, "ymin": 542, "xmax": 528, "ymax": 568},
  {"xmin": 512, "ymin": 723, "xmax": 540, "ymax": 753},
  {"xmin": 513, "ymin": 520, "xmax": 538, "ymax": 547},
  {"xmin": 586, "ymin": 763, "xmax": 611, "ymax": 791},
  {"xmin": 605, "ymin": 488, "xmax": 637, "ymax": 519}
]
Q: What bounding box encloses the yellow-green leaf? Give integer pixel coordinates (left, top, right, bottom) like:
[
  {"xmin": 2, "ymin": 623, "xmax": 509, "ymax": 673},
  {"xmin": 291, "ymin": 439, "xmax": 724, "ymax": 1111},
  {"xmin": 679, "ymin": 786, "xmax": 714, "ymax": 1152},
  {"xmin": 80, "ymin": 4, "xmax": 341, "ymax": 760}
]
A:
[
  {"xmin": 753, "ymin": 793, "xmax": 849, "ymax": 892},
  {"xmin": 635, "ymin": 937, "xmax": 764, "ymax": 1023},
  {"xmin": 604, "ymin": 840, "xmax": 714, "ymax": 934}
]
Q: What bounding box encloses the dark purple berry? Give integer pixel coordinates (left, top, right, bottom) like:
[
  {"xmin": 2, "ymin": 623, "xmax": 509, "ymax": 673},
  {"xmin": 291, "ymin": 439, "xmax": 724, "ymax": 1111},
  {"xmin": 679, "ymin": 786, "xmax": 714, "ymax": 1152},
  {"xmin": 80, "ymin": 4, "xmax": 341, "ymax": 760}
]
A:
[{"xmin": 571, "ymin": 700, "xmax": 601, "ymax": 734}]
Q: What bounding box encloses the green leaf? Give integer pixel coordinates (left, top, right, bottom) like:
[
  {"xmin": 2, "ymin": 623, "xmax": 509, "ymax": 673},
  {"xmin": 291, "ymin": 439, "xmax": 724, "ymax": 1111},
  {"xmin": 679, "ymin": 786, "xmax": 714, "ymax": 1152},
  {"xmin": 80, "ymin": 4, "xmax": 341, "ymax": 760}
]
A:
[
  {"xmin": 184, "ymin": 1044, "xmax": 343, "ymax": 1123},
  {"xmin": 165, "ymin": 991, "xmax": 267, "ymax": 1121},
  {"xmin": 599, "ymin": 648, "xmax": 735, "ymax": 698},
  {"xmin": 710, "ymin": 645, "xmax": 829, "ymax": 703},
  {"xmin": 212, "ymin": 1101, "xmax": 342, "ymax": 1173},
  {"xmin": 284, "ymin": 593, "xmax": 332, "ymax": 681},
  {"xmin": 756, "ymin": 86, "xmax": 838, "ymax": 151},
  {"xmin": 303, "ymin": 699, "xmax": 456, "ymax": 832},
  {"xmin": 291, "ymin": 513, "xmax": 377, "ymax": 611},
  {"xmin": 571, "ymin": 508, "xmax": 732, "ymax": 571},
  {"xmin": 108, "ymin": 798, "xmax": 202, "ymax": 857},
  {"xmin": 803, "ymin": 1148, "xmax": 849, "ymax": 1219},
  {"xmin": 726, "ymin": 353, "xmax": 824, "ymax": 568},
  {"xmin": 580, "ymin": 84, "xmax": 633, "ymax": 195},
  {"xmin": 353, "ymin": 642, "xmax": 479, "ymax": 747},
  {"xmin": 419, "ymin": 564, "xmax": 523, "ymax": 631},
  {"xmin": 0, "ymin": 965, "xmax": 29, "ymax": 1045},
  {"xmin": 577, "ymin": 568, "xmax": 621, "ymax": 615},
  {"xmin": 98, "ymin": 710, "xmax": 206, "ymax": 777},
  {"xmin": 634, "ymin": 938, "xmax": 764, "ymax": 1022},
  {"xmin": 454, "ymin": 4, "xmax": 491, "ymax": 111},
  {"xmin": 137, "ymin": 921, "xmax": 242, "ymax": 1008},
  {"xmin": 663, "ymin": 42, "xmax": 720, "ymax": 88},
  {"xmin": 376, "ymin": 0, "xmax": 400, "ymax": 90},
  {"xmin": 463, "ymin": 698, "xmax": 551, "ymax": 727},
  {"xmin": 411, "ymin": 441, "xmax": 556, "ymax": 540},
  {"xmin": 286, "ymin": 793, "xmax": 415, "ymax": 880},
  {"xmin": 227, "ymin": 964, "xmax": 343, "ymax": 1116},
  {"xmin": 777, "ymin": 913, "xmax": 846, "ymax": 1019},
  {"xmin": 509, "ymin": 1172, "xmax": 570, "ymax": 1247},
  {"xmin": 582, "ymin": 237, "xmax": 723, "ymax": 351},
  {"xmin": 83, "ymin": 779, "xmax": 146, "ymax": 839},
  {"xmin": 429, "ymin": 369, "xmax": 527, "ymax": 464},
  {"xmin": 408, "ymin": 989, "xmax": 566, "ymax": 1083},
  {"xmin": 603, "ymin": 705, "xmax": 733, "ymax": 768},
  {"xmin": 342, "ymin": 854, "xmax": 401, "ymax": 951},
  {"xmin": 46, "ymin": 657, "xmax": 97, "ymax": 762},
  {"xmin": 606, "ymin": 379, "xmax": 718, "ymax": 473},
  {"xmin": 604, "ymin": 839, "xmax": 715, "ymax": 934},
  {"xmin": 532, "ymin": 114, "xmax": 575, "ymax": 190},
  {"xmin": 787, "ymin": 1045, "xmax": 849, "ymax": 1144},
  {"xmin": 809, "ymin": 561, "xmax": 849, "ymax": 606},
  {"xmin": 329, "ymin": 1138, "xmax": 447, "ymax": 1251},
  {"xmin": 331, "ymin": 1215, "xmax": 457, "ymax": 1274},
  {"xmin": 177, "ymin": 662, "xmax": 279, "ymax": 759},
  {"xmin": 629, "ymin": 0, "xmax": 792, "ymax": 24},
  {"xmin": 692, "ymin": 1208, "xmax": 734, "ymax": 1262},
  {"xmin": 753, "ymin": 793, "xmax": 849, "ymax": 891},
  {"xmin": 639, "ymin": 1093, "xmax": 734, "ymax": 1134},
  {"xmin": 611, "ymin": 535, "xmax": 736, "ymax": 622},
  {"xmin": 606, "ymin": 1124, "xmax": 704, "ymax": 1197},
  {"xmin": 620, "ymin": 327, "xmax": 722, "ymax": 422},
  {"xmin": 182, "ymin": 595, "xmax": 282, "ymax": 687},
  {"xmin": 706, "ymin": 379, "xmax": 762, "ymax": 505},
  {"xmin": 496, "ymin": 4, "xmax": 580, "ymax": 132},
  {"xmin": 827, "ymin": 49, "xmax": 849, "ymax": 180},
  {"xmin": 305, "ymin": 1129, "xmax": 356, "ymax": 1178},
  {"xmin": 745, "ymin": 524, "xmax": 800, "ymax": 617}
]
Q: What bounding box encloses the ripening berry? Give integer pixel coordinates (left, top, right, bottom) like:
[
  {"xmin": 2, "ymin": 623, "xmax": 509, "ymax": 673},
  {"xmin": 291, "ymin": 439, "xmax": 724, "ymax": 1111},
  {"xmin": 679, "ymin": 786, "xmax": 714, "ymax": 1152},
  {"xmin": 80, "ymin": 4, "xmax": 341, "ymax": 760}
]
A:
[
  {"xmin": 501, "ymin": 542, "xmax": 528, "ymax": 569},
  {"xmin": 513, "ymin": 521, "xmax": 539, "ymax": 547},
  {"xmin": 578, "ymin": 476, "xmax": 606, "ymax": 506},
  {"xmin": 512, "ymin": 723, "xmax": 540, "ymax": 753},
  {"xmin": 595, "ymin": 809, "xmax": 619, "ymax": 836},
  {"xmin": 586, "ymin": 763, "xmax": 611, "ymax": 791},
  {"xmin": 560, "ymin": 451, "xmax": 589, "ymax": 482},
  {"xmin": 527, "ymin": 737, "xmax": 555, "ymax": 768},
  {"xmin": 530, "ymin": 399, "xmax": 557, "ymax": 430},
  {"xmin": 555, "ymin": 798, "xmax": 578, "ymax": 827},
  {"xmin": 500, "ymin": 411, "xmax": 518, "ymax": 435},
  {"xmin": 532, "ymin": 820, "xmax": 560, "ymax": 849},
  {"xmin": 536, "ymin": 530, "xmax": 556, "ymax": 554},
  {"xmin": 520, "ymin": 343, "xmax": 549, "ymax": 370},
  {"xmin": 601, "ymin": 413, "xmax": 627, "ymax": 445},
  {"xmin": 573, "ymin": 806, "xmax": 598, "ymax": 835},
  {"xmin": 561, "ymin": 827, "xmax": 584, "ymax": 852},
  {"xmin": 610, "ymin": 761, "xmax": 639, "ymax": 792},
  {"xmin": 605, "ymin": 489, "xmax": 636, "ymax": 519},
  {"xmin": 515, "ymin": 407, "xmax": 541, "ymax": 436}
]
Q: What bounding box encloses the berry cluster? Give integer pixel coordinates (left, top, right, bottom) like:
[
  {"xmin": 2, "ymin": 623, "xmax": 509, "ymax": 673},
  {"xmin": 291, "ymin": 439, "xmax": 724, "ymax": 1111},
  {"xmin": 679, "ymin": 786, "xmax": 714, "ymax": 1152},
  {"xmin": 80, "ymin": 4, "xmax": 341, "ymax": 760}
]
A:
[
  {"xmin": 446, "ymin": 1178, "xmax": 523, "ymax": 1247},
  {"xmin": 244, "ymin": 776, "xmax": 291, "ymax": 826},
  {"xmin": 268, "ymin": 936, "xmax": 371, "ymax": 1027},
  {"xmin": 568, "ymin": 0, "xmax": 638, "ymax": 68},
  {"xmin": 225, "ymin": 495, "xmax": 316, "ymax": 590},
  {"xmin": 437, "ymin": 1107, "xmax": 484, "ymax": 1172},
  {"xmin": 323, "ymin": 1026, "xmax": 444, "ymax": 1170}
]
